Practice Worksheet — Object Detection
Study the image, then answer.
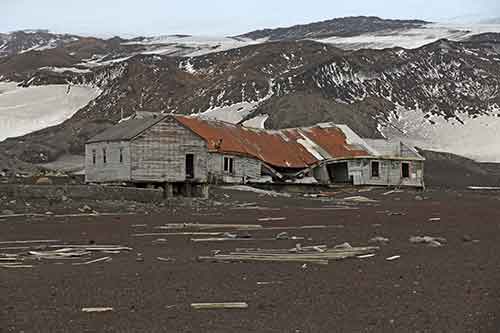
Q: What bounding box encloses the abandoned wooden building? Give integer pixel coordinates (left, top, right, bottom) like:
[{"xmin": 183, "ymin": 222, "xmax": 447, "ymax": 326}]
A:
[{"xmin": 85, "ymin": 114, "xmax": 425, "ymax": 196}]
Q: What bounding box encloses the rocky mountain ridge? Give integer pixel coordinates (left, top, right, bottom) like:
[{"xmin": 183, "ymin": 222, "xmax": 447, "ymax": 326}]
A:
[{"xmin": 2, "ymin": 17, "xmax": 500, "ymax": 169}]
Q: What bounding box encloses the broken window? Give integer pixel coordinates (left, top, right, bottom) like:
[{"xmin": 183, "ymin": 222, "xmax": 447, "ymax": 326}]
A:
[
  {"xmin": 102, "ymin": 148, "xmax": 107, "ymax": 164},
  {"xmin": 402, "ymin": 162, "xmax": 410, "ymax": 178},
  {"xmin": 371, "ymin": 161, "xmax": 380, "ymax": 178},
  {"xmin": 92, "ymin": 150, "xmax": 96, "ymax": 165},
  {"xmin": 119, "ymin": 148, "xmax": 124, "ymax": 163},
  {"xmin": 224, "ymin": 157, "xmax": 234, "ymax": 174}
]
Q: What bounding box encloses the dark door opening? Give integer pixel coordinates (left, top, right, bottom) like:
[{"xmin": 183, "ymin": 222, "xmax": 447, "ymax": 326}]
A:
[
  {"xmin": 327, "ymin": 162, "xmax": 350, "ymax": 183},
  {"xmin": 186, "ymin": 154, "xmax": 194, "ymax": 179},
  {"xmin": 402, "ymin": 162, "xmax": 410, "ymax": 178}
]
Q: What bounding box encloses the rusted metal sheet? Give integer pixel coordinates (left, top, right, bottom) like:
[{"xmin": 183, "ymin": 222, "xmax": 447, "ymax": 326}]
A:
[{"xmin": 175, "ymin": 116, "xmax": 370, "ymax": 169}]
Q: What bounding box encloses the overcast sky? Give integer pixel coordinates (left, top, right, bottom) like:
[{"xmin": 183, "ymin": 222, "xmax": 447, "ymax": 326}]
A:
[{"xmin": 2, "ymin": 0, "xmax": 500, "ymax": 37}]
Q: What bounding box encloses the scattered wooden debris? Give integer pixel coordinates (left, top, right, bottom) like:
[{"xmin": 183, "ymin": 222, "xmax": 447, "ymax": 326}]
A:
[
  {"xmin": 467, "ymin": 186, "xmax": 500, "ymax": 191},
  {"xmin": 258, "ymin": 217, "xmax": 287, "ymax": 222},
  {"xmin": 0, "ymin": 239, "xmax": 60, "ymax": 245},
  {"xmin": 369, "ymin": 237, "xmax": 390, "ymax": 244},
  {"xmin": 73, "ymin": 257, "xmax": 111, "ymax": 266},
  {"xmin": 198, "ymin": 245, "xmax": 379, "ymax": 265},
  {"xmin": 409, "ymin": 236, "xmax": 446, "ymax": 247},
  {"xmin": 82, "ymin": 307, "xmax": 114, "ymax": 313},
  {"xmin": 0, "ymin": 264, "xmax": 34, "ymax": 269},
  {"xmin": 191, "ymin": 302, "xmax": 248, "ymax": 310},
  {"xmin": 357, "ymin": 254, "xmax": 377, "ymax": 259},
  {"xmin": 387, "ymin": 211, "xmax": 406, "ymax": 216},
  {"xmin": 2, "ymin": 244, "xmax": 131, "ymax": 266},
  {"xmin": 303, "ymin": 206, "xmax": 360, "ymax": 211},
  {"xmin": 133, "ymin": 232, "xmax": 223, "ymax": 237},
  {"xmin": 157, "ymin": 257, "xmax": 175, "ymax": 262},
  {"xmin": 383, "ymin": 190, "xmax": 404, "ymax": 196},
  {"xmin": 192, "ymin": 236, "xmax": 305, "ymax": 243},
  {"xmin": 342, "ymin": 196, "xmax": 378, "ymax": 203},
  {"xmin": 156, "ymin": 223, "xmax": 263, "ymax": 230},
  {"xmin": 256, "ymin": 281, "xmax": 283, "ymax": 286}
]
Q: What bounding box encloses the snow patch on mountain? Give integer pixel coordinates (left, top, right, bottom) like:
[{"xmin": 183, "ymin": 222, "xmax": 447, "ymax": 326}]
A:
[
  {"xmin": 125, "ymin": 35, "xmax": 268, "ymax": 57},
  {"xmin": 317, "ymin": 23, "xmax": 500, "ymax": 50},
  {"xmin": 0, "ymin": 82, "xmax": 101, "ymax": 141},
  {"xmin": 200, "ymin": 80, "xmax": 275, "ymax": 124},
  {"xmin": 242, "ymin": 114, "xmax": 269, "ymax": 129},
  {"xmin": 379, "ymin": 106, "xmax": 500, "ymax": 162}
]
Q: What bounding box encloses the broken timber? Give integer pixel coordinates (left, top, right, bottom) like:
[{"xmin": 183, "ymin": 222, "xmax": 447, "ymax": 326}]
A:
[
  {"xmin": 198, "ymin": 246, "xmax": 379, "ymax": 265},
  {"xmin": 191, "ymin": 302, "xmax": 248, "ymax": 310}
]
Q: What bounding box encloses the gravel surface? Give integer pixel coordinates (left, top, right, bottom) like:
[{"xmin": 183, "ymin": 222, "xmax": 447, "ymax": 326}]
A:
[{"xmin": 1, "ymin": 187, "xmax": 500, "ymax": 332}]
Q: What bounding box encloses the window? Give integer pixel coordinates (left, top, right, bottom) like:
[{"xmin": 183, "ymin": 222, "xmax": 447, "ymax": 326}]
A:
[
  {"xmin": 185, "ymin": 154, "xmax": 194, "ymax": 179},
  {"xmin": 224, "ymin": 157, "xmax": 234, "ymax": 174},
  {"xmin": 92, "ymin": 150, "xmax": 96, "ymax": 165},
  {"xmin": 102, "ymin": 148, "xmax": 107, "ymax": 164},
  {"xmin": 402, "ymin": 162, "xmax": 410, "ymax": 178},
  {"xmin": 119, "ymin": 148, "xmax": 124, "ymax": 163},
  {"xmin": 371, "ymin": 161, "xmax": 380, "ymax": 178}
]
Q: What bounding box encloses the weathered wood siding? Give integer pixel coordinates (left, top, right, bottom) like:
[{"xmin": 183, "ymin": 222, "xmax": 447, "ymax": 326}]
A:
[
  {"xmin": 130, "ymin": 117, "xmax": 208, "ymax": 182},
  {"xmin": 313, "ymin": 158, "xmax": 424, "ymax": 187},
  {"xmin": 85, "ymin": 141, "xmax": 131, "ymax": 183},
  {"xmin": 207, "ymin": 153, "xmax": 261, "ymax": 184},
  {"xmin": 348, "ymin": 159, "xmax": 424, "ymax": 187}
]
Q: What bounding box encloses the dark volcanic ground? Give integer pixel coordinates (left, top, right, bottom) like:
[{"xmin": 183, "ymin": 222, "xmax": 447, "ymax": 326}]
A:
[{"xmin": 1, "ymin": 187, "xmax": 500, "ymax": 332}]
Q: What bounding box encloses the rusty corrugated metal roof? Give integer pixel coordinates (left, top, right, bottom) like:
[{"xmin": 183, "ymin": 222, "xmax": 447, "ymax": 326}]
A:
[{"xmin": 175, "ymin": 116, "xmax": 370, "ymax": 169}]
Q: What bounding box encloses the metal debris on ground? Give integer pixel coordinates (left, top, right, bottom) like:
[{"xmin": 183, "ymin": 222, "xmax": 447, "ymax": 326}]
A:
[
  {"xmin": 191, "ymin": 302, "xmax": 249, "ymax": 310},
  {"xmin": 428, "ymin": 218, "xmax": 441, "ymax": 222},
  {"xmin": 386, "ymin": 255, "xmax": 401, "ymax": 261}
]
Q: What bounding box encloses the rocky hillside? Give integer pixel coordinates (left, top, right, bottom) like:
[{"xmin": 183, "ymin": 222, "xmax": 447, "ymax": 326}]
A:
[
  {"xmin": 238, "ymin": 16, "xmax": 428, "ymax": 40},
  {"xmin": 0, "ymin": 30, "xmax": 80, "ymax": 57},
  {"xmin": 2, "ymin": 35, "xmax": 500, "ymax": 167},
  {"xmin": 2, "ymin": 17, "xmax": 500, "ymax": 169}
]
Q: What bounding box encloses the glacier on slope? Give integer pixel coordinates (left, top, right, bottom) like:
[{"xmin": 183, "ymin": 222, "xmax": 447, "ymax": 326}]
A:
[
  {"xmin": 0, "ymin": 82, "xmax": 101, "ymax": 142},
  {"xmin": 379, "ymin": 106, "xmax": 500, "ymax": 162}
]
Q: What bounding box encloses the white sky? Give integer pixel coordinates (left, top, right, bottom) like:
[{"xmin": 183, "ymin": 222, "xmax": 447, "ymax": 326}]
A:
[{"xmin": 2, "ymin": 0, "xmax": 499, "ymax": 37}]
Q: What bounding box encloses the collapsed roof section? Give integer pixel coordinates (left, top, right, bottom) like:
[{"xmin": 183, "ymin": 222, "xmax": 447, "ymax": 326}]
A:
[{"xmin": 175, "ymin": 116, "xmax": 372, "ymax": 169}]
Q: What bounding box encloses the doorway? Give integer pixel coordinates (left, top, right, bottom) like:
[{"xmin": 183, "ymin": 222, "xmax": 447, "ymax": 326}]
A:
[
  {"xmin": 186, "ymin": 154, "xmax": 194, "ymax": 179},
  {"xmin": 327, "ymin": 162, "xmax": 350, "ymax": 183}
]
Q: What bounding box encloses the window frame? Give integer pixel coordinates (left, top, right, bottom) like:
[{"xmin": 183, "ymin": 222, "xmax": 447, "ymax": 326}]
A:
[
  {"xmin": 223, "ymin": 156, "xmax": 234, "ymax": 174},
  {"xmin": 401, "ymin": 162, "xmax": 410, "ymax": 179},
  {"xmin": 92, "ymin": 149, "xmax": 96, "ymax": 165},
  {"xmin": 102, "ymin": 148, "xmax": 107, "ymax": 164},
  {"xmin": 119, "ymin": 148, "xmax": 124, "ymax": 164},
  {"xmin": 370, "ymin": 160, "xmax": 380, "ymax": 178}
]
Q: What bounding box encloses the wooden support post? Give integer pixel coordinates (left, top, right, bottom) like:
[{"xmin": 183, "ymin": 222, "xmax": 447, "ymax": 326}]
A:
[{"xmin": 163, "ymin": 183, "xmax": 173, "ymax": 199}]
